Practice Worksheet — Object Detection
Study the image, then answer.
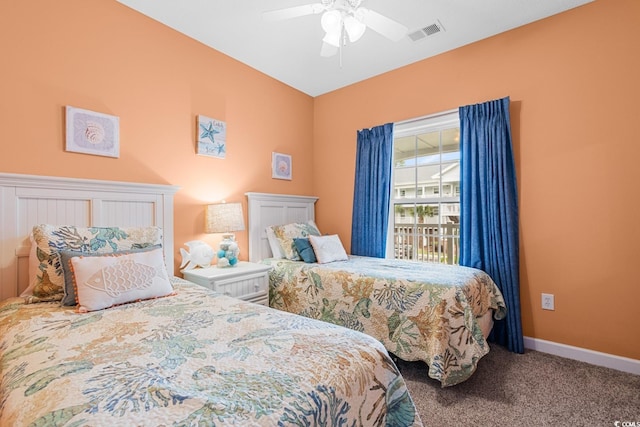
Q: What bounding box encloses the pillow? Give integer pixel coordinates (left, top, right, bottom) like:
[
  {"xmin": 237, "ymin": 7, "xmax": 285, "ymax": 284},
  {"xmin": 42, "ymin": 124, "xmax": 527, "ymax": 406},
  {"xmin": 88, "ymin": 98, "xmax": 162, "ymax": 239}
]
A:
[
  {"xmin": 59, "ymin": 244, "xmax": 161, "ymax": 306},
  {"xmin": 309, "ymin": 234, "xmax": 348, "ymax": 264},
  {"xmin": 70, "ymin": 247, "xmax": 173, "ymax": 312},
  {"xmin": 266, "ymin": 220, "xmax": 321, "ymax": 260},
  {"xmin": 266, "ymin": 227, "xmax": 285, "ymax": 259},
  {"xmin": 293, "ymin": 238, "xmax": 317, "ymax": 263},
  {"xmin": 19, "ymin": 233, "xmax": 40, "ymax": 298},
  {"xmin": 27, "ymin": 225, "xmax": 163, "ymax": 301}
]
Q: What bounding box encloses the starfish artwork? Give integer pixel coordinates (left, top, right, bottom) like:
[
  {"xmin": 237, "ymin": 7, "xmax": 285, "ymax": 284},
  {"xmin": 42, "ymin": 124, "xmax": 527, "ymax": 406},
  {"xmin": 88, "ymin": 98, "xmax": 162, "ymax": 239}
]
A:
[
  {"xmin": 196, "ymin": 115, "xmax": 227, "ymax": 158},
  {"xmin": 200, "ymin": 122, "xmax": 219, "ymax": 143}
]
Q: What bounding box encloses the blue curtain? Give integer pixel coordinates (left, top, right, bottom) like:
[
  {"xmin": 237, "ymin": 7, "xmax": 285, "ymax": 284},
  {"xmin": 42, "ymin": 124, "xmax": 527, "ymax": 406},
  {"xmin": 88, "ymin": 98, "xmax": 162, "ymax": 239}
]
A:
[
  {"xmin": 351, "ymin": 123, "xmax": 394, "ymax": 257},
  {"xmin": 459, "ymin": 97, "xmax": 523, "ymax": 354}
]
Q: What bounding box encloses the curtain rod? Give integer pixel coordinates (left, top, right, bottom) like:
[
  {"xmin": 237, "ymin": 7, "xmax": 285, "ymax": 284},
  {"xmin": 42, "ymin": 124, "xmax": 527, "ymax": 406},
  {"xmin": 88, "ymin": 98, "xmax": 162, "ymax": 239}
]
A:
[{"xmin": 394, "ymin": 107, "xmax": 458, "ymax": 126}]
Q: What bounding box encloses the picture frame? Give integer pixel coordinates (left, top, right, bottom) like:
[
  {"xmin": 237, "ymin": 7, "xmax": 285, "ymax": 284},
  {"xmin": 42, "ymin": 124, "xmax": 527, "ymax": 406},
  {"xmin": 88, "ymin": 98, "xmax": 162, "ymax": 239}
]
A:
[
  {"xmin": 272, "ymin": 152, "xmax": 292, "ymax": 180},
  {"xmin": 65, "ymin": 106, "xmax": 120, "ymax": 158},
  {"xmin": 197, "ymin": 115, "xmax": 226, "ymax": 158}
]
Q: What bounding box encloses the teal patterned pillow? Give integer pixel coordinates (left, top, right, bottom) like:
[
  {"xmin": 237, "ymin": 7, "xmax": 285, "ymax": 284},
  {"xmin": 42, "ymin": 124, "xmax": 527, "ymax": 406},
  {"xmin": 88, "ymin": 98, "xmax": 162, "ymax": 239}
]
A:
[
  {"xmin": 28, "ymin": 225, "xmax": 163, "ymax": 302},
  {"xmin": 267, "ymin": 221, "xmax": 321, "ymax": 261},
  {"xmin": 293, "ymin": 238, "xmax": 317, "ymax": 263}
]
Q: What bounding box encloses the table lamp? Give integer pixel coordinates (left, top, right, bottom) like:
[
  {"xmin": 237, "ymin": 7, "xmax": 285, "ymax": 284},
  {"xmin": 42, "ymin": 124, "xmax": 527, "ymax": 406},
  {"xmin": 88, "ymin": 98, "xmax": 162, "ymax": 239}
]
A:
[{"xmin": 205, "ymin": 202, "xmax": 245, "ymax": 267}]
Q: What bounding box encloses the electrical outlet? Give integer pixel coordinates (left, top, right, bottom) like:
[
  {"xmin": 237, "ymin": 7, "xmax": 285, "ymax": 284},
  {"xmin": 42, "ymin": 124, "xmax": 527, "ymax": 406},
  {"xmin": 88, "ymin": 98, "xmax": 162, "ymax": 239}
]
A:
[{"xmin": 541, "ymin": 293, "xmax": 555, "ymax": 310}]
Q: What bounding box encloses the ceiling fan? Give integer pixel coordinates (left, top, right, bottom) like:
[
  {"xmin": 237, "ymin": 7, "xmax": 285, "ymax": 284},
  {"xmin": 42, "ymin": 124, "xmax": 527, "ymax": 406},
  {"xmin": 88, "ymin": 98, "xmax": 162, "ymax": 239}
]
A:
[{"xmin": 263, "ymin": 0, "xmax": 408, "ymax": 58}]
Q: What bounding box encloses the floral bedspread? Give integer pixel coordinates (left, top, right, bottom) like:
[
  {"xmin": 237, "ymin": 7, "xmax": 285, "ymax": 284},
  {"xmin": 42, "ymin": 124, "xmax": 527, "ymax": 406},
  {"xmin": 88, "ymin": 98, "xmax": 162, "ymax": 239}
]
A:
[
  {"xmin": 0, "ymin": 278, "xmax": 422, "ymax": 426},
  {"xmin": 265, "ymin": 256, "xmax": 507, "ymax": 387}
]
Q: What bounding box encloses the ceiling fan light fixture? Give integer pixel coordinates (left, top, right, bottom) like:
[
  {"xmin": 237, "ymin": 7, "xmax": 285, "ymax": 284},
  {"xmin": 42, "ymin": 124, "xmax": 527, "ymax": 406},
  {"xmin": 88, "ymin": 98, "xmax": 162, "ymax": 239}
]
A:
[
  {"xmin": 321, "ymin": 9, "xmax": 342, "ymax": 33},
  {"xmin": 344, "ymin": 15, "xmax": 366, "ymax": 42},
  {"xmin": 322, "ymin": 30, "xmax": 341, "ymax": 47}
]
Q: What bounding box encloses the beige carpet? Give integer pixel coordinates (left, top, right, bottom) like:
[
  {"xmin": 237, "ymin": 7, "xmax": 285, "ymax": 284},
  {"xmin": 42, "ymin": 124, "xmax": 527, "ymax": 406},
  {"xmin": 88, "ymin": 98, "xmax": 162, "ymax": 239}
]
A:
[{"xmin": 398, "ymin": 345, "xmax": 640, "ymax": 426}]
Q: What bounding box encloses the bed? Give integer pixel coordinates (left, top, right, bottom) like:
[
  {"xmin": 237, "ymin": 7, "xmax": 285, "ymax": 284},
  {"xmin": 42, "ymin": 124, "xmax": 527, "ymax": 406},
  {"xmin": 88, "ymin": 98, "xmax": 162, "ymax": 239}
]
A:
[
  {"xmin": 246, "ymin": 192, "xmax": 507, "ymax": 387},
  {"xmin": 0, "ymin": 173, "xmax": 423, "ymax": 426}
]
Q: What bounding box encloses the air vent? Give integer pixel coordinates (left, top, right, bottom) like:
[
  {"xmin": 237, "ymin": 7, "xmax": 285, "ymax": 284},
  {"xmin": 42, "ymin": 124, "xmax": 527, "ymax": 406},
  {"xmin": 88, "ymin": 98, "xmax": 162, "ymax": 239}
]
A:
[{"xmin": 408, "ymin": 20, "xmax": 445, "ymax": 42}]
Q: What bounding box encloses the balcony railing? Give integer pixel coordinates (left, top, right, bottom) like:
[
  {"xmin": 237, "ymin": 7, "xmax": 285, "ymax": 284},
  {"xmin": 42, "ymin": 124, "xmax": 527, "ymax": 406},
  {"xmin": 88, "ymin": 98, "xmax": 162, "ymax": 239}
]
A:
[{"xmin": 394, "ymin": 223, "xmax": 460, "ymax": 264}]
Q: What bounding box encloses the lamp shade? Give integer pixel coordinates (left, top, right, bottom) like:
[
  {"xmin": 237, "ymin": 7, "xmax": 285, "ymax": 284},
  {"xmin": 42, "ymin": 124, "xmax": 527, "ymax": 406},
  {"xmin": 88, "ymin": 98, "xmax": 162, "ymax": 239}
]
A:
[
  {"xmin": 322, "ymin": 30, "xmax": 341, "ymax": 47},
  {"xmin": 321, "ymin": 9, "xmax": 342, "ymax": 33},
  {"xmin": 205, "ymin": 202, "xmax": 245, "ymax": 233},
  {"xmin": 344, "ymin": 15, "xmax": 366, "ymax": 42}
]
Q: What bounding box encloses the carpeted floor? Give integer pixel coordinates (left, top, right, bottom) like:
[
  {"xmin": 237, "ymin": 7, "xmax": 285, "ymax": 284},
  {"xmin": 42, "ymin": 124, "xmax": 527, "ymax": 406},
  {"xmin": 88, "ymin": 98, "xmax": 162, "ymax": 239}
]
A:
[{"xmin": 398, "ymin": 345, "xmax": 640, "ymax": 426}]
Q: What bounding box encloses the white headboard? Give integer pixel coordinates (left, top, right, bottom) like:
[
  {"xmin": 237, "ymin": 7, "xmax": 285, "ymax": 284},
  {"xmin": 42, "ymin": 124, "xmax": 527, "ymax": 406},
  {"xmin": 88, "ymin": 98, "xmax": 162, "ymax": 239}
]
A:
[
  {"xmin": 0, "ymin": 173, "xmax": 180, "ymax": 301},
  {"xmin": 245, "ymin": 192, "xmax": 318, "ymax": 262}
]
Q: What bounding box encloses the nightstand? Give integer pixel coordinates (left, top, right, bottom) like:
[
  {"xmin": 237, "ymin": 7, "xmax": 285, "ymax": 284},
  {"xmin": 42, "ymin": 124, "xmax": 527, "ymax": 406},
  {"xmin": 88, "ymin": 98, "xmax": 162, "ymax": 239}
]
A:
[{"xmin": 181, "ymin": 261, "xmax": 272, "ymax": 305}]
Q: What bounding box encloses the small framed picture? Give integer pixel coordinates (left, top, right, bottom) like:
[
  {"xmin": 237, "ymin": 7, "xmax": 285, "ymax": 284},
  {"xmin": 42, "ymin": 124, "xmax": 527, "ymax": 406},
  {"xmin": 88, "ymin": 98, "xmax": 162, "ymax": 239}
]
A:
[
  {"xmin": 197, "ymin": 115, "xmax": 226, "ymax": 158},
  {"xmin": 65, "ymin": 106, "xmax": 120, "ymax": 158},
  {"xmin": 272, "ymin": 152, "xmax": 292, "ymax": 180}
]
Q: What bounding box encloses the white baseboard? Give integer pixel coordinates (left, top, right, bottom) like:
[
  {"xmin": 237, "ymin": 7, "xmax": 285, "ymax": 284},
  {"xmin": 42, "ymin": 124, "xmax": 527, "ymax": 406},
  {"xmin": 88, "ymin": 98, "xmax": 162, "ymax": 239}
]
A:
[{"xmin": 524, "ymin": 336, "xmax": 640, "ymax": 376}]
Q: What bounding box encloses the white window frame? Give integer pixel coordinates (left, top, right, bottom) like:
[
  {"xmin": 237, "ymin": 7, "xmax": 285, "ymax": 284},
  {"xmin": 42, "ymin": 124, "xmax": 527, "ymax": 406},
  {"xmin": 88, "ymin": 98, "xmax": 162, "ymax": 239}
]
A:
[{"xmin": 387, "ymin": 109, "xmax": 460, "ymax": 259}]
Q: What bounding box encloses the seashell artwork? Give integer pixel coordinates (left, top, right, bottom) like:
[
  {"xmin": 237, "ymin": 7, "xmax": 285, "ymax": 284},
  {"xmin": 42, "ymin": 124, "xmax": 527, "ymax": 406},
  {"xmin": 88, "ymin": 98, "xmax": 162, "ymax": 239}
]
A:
[
  {"xmin": 272, "ymin": 152, "xmax": 292, "ymax": 180},
  {"xmin": 65, "ymin": 106, "xmax": 120, "ymax": 158},
  {"xmin": 84, "ymin": 121, "xmax": 106, "ymax": 145}
]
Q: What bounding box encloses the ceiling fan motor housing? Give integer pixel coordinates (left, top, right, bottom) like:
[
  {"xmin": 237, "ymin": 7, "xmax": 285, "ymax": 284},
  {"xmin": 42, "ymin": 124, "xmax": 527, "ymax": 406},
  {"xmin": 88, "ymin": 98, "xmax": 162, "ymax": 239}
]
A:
[
  {"xmin": 264, "ymin": 0, "xmax": 408, "ymax": 56},
  {"xmin": 321, "ymin": 0, "xmax": 368, "ymax": 46}
]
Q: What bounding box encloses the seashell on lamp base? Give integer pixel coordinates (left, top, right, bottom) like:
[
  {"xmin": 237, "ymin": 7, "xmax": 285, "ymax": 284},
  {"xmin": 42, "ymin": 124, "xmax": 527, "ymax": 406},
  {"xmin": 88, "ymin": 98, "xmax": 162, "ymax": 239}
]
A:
[{"xmin": 216, "ymin": 234, "xmax": 239, "ymax": 268}]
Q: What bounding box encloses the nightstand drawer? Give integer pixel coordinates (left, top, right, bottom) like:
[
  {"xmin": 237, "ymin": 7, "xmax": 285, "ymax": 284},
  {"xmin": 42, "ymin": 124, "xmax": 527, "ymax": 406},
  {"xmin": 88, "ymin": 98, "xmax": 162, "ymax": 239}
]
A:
[
  {"xmin": 181, "ymin": 262, "xmax": 272, "ymax": 305},
  {"xmin": 215, "ymin": 271, "xmax": 268, "ymax": 300}
]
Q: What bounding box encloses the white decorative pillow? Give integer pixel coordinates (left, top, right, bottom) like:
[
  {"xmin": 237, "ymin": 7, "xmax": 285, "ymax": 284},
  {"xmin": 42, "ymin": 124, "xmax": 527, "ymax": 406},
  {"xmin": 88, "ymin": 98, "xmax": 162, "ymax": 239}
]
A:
[
  {"xmin": 27, "ymin": 225, "xmax": 163, "ymax": 301},
  {"xmin": 20, "ymin": 233, "xmax": 40, "ymax": 298},
  {"xmin": 59, "ymin": 245, "xmax": 162, "ymax": 306},
  {"xmin": 309, "ymin": 234, "xmax": 348, "ymax": 264},
  {"xmin": 266, "ymin": 220, "xmax": 321, "ymax": 260},
  {"xmin": 70, "ymin": 248, "xmax": 173, "ymax": 312},
  {"xmin": 265, "ymin": 227, "xmax": 285, "ymax": 259}
]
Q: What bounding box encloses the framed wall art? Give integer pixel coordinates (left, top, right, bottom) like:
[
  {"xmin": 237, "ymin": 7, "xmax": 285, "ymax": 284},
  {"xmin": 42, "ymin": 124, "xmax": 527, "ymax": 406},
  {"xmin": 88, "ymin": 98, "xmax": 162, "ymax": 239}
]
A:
[
  {"xmin": 272, "ymin": 152, "xmax": 292, "ymax": 180},
  {"xmin": 65, "ymin": 106, "xmax": 120, "ymax": 158},
  {"xmin": 197, "ymin": 115, "xmax": 226, "ymax": 158}
]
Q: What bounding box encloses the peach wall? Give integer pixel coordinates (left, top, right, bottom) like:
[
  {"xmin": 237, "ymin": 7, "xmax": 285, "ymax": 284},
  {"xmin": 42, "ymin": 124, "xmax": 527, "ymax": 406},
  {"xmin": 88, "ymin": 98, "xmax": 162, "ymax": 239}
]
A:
[
  {"xmin": 2, "ymin": 0, "xmax": 638, "ymax": 361},
  {"xmin": 0, "ymin": 0, "xmax": 314, "ymax": 272},
  {"xmin": 313, "ymin": 0, "xmax": 640, "ymax": 359}
]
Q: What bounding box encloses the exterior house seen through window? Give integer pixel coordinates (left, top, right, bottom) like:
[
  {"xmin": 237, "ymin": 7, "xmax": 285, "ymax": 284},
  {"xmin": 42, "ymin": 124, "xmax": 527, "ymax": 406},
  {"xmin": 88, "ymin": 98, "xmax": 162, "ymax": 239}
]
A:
[{"xmin": 389, "ymin": 110, "xmax": 460, "ymax": 264}]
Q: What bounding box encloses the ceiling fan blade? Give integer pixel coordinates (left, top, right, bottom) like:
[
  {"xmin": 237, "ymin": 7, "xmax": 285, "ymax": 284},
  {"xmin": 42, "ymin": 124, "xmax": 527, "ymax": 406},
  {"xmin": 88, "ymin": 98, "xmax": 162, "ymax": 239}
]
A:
[
  {"xmin": 359, "ymin": 8, "xmax": 408, "ymax": 42},
  {"xmin": 320, "ymin": 42, "xmax": 338, "ymax": 57},
  {"xmin": 263, "ymin": 3, "xmax": 325, "ymax": 21}
]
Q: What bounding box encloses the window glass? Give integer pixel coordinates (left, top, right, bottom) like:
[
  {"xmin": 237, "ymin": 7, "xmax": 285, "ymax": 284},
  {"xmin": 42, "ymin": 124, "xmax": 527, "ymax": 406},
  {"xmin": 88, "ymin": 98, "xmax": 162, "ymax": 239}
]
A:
[{"xmin": 390, "ymin": 111, "xmax": 460, "ymax": 264}]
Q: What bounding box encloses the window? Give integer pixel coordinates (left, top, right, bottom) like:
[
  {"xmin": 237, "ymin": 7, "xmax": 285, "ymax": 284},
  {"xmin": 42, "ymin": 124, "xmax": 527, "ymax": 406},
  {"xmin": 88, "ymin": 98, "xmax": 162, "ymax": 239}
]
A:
[{"xmin": 389, "ymin": 110, "xmax": 460, "ymax": 264}]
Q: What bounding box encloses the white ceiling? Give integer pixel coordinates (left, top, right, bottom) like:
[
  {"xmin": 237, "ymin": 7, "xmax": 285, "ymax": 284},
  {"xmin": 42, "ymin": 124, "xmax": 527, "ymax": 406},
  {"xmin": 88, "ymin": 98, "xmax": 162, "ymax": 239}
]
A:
[{"xmin": 116, "ymin": 0, "xmax": 593, "ymax": 97}]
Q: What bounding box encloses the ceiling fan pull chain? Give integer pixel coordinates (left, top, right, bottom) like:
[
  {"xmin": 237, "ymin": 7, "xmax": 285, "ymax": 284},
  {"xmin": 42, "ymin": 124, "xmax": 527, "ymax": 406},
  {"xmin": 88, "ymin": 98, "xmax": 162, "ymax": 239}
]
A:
[{"xmin": 340, "ymin": 26, "xmax": 345, "ymax": 68}]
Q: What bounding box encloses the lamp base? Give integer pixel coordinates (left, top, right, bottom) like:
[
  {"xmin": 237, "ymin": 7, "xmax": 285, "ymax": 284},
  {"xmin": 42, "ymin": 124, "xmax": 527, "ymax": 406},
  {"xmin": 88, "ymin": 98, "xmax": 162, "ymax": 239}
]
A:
[{"xmin": 216, "ymin": 233, "xmax": 239, "ymax": 268}]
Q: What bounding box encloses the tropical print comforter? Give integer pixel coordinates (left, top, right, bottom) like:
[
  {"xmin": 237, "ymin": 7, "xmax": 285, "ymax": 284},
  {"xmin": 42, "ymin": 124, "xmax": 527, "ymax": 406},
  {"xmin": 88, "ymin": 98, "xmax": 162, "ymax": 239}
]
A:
[
  {"xmin": 266, "ymin": 256, "xmax": 507, "ymax": 387},
  {"xmin": 0, "ymin": 277, "xmax": 422, "ymax": 426}
]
